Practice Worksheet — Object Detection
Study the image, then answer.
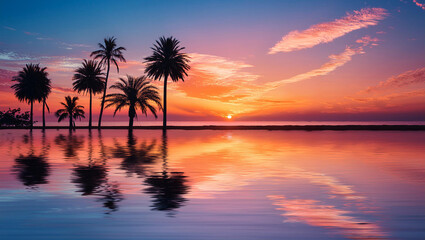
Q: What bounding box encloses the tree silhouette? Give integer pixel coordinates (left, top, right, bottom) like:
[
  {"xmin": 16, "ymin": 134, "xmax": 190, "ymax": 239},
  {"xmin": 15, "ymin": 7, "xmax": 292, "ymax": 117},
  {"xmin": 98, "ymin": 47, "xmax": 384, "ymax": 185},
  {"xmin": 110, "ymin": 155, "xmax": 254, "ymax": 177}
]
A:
[
  {"xmin": 55, "ymin": 96, "xmax": 85, "ymax": 130},
  {"xmin": 73, "ymin": 59, "xmax": 105, "ymax": 129},
  {"xmin": 90, "ymin": 37, "xmax": 126, "ymax": 129},
  {"xmin": 105, "ymin": 75, "xmax": 162, "ymax": 130},
  {"xmin": 11, "ymin": 64, "xmax": 51, "ymax": 129},
  {"xmin": 144, "ymin": 36, "xmax": 190, "ymax": 130}
]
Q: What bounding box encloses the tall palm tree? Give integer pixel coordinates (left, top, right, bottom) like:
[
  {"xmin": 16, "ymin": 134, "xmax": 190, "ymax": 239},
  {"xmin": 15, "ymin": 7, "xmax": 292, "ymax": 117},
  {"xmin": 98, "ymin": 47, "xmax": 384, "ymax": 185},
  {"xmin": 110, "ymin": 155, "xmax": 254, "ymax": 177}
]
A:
[
  {"xmin": 73, "ymin": 59, "xmax": 105, "ymax": 129},
  {"xmin": 144, "ymin": 36, "xmax": 190, "ymax": 130},
  {"xmin": 55, "ymin": 96, "xmax": 85, "ymax": 130},
  {"xmin": 11, "ymin": 64, "xmax": 51, "ymax": 129},
  {"xmin": 105, "ymin": 75, "xmax": 162, "ymax": 130},
  {"xmin": 90, "ymin": 37, "xmax": 126, "ymax": 129}
]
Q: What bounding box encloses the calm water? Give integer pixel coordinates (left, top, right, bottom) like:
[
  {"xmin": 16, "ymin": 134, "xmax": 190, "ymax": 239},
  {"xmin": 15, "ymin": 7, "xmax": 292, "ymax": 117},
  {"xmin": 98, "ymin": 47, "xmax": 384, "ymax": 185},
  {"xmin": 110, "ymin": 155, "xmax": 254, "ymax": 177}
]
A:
[
  {"xmin": 0, "ymin": 129, "xmax": 424, "ymax": 239},
  {"xmin": 35, "ymin": 120, "xmax": 425, "ymax": 127}
]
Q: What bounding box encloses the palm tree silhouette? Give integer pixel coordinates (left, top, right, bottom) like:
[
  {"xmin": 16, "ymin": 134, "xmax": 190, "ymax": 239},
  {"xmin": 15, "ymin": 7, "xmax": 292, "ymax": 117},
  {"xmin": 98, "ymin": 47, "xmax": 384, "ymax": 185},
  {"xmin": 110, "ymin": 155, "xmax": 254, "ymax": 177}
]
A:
[
  {"xmin": 90, "ymin": 37, "xmax": 126, "ymax": 129},
  {"xmin": 11, "ymin": 64, "xmax": 51, "ymax": 130},
  {"xmin": 55, "ymin": 96, "xmax": 85, "ymax": 130},
  {"xmin": 105, "ymin": 75, "xmax": 162, "ymax": 130},
  {"xmin": 144, "ymin": 36, "xmax": 190, "ymax": 130},
  {"xmin": 73, "ymin": 59, "xmax": 105, "ymax": 129}
]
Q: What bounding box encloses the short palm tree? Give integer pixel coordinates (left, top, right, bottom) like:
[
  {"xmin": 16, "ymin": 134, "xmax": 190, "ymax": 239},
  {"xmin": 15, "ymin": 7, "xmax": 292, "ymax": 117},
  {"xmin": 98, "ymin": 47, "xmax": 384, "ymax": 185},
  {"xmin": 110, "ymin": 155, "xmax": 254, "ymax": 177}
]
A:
[
  {"xmin": 73, "ymin": 59, "xmax": 105, "ymax": 129},
  {"xmin": 55, "ymin": 96, "xmax": 85, "ymax": 130},
  {"xmin": 105, "ymin": 75, "xmax": 162, "ymax": 130},
  {"xmin": 90, "ymin": 37, "xmax": 126, "ymax": 129},
  {"xmin": 144, "ymin": 36, "xmax": 190, "ymax": 130},
  {"xmin": 11, "ymin": 64, "xmax": 51, "ymax": 129}
]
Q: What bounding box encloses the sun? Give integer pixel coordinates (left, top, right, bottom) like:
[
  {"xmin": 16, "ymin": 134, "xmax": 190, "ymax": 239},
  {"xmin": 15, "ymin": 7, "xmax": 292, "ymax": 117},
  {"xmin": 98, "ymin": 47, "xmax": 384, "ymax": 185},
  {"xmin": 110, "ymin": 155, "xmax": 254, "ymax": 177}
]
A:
[{"xmin": 226, "ymin": 114, "xmax": 232, "ymax": 120}]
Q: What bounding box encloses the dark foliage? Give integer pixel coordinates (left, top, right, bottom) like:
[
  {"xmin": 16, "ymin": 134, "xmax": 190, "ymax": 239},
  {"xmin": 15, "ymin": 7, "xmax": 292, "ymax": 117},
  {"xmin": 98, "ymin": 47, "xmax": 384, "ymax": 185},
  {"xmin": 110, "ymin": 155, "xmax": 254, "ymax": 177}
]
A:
[{"xmin": 0, "ymin": 108, "xmax": 32, "ymax": 127}]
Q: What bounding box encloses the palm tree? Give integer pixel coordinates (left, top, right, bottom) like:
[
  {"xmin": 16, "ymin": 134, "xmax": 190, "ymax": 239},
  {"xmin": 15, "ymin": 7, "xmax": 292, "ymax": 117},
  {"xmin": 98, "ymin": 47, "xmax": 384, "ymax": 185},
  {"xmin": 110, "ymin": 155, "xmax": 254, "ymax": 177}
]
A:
[
  {"xmin": 90, "ymin": 37, "xmax": 126, "ymax": 129},
  {"xmin": 55, "ymin": 96, "xmax": 85, "ymax": 130},
  {"xmin": 73, "ymin": 59, "xmax": 105, "ymax": 129},
  {"xmin": 11, "ymin": 64, "xmax": 51, "ymax": 129},
  {"xmin": 144, "ymin": 36, "xmax": 190, "ymax": 130},
  {"xmin": 105, "ymin": 75, "xmax": 162, "ymax": 130},
  {"xmin": 40, "ymin": 71, "xmax": 51, "ymax": 130}
]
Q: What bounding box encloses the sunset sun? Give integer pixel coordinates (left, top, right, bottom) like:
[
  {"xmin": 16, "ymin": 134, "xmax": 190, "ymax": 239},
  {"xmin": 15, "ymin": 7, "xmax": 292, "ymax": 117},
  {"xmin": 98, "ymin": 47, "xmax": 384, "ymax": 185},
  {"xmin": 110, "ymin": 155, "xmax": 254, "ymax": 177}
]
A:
[{"xmin": 226, "ymin": 114, "xmax": 232, "ymax": 120}]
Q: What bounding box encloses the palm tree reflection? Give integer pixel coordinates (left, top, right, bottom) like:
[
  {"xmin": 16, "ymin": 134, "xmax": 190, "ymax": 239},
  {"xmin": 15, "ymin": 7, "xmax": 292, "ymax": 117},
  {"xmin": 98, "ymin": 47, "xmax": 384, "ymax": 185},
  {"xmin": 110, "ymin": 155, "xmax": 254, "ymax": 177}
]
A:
[
  {"xmin": 112, "ymin": 131, "xmax": 159, "ymax": 177},
  {"xmin": 144, "ymin": 131, "xmax": 190, "ymax": 214},
  {"xmin": 12, "ymin": 132, "xmax": 50, "ymax": 188},
  {"xmin": 54, "ymin": 133, "xmax": 85, "ymax": 159},
  {"xmin": 71, "ymin": 131, "xmax": 123, "ymax": 214}
]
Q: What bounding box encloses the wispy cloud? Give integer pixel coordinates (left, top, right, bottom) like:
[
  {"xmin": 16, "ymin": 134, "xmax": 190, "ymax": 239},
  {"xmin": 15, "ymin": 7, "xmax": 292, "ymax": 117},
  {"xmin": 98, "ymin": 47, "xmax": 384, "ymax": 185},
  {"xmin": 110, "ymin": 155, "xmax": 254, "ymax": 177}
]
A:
[
  {"xmin": 365, "ymin": 67, "xmax": 425, "ymax": 92},
  {"xmin": 173, "ymin": 53, "xmax": 260, "ymax": 102},
  {"xmin": 355, "ymin": 35, "xmax": 379, "ymax": 46},
  {"xmin": 269, "ymin": 8, "xmax": 388, "ymax": 54},
  {"xmin": 3, "ymin": 26, "xmax": 16, "ymax": 31},
  {"xmin": 0, "ymin": 51, "xmax": 32, "ymax": 61},
  {"xmin": 268, "ymin": 46, "xmax": 363, "ymax": 85},
  {"xmin": 351, "ymin": 88, "xmax": 425, "ymax": 103},
  {"xmin": 52, "ymin": 86, "xmax": 75, "ymax": 94},
  {"xmin": 23, "ymin": 31, "xmax": 39, "ymax": 36},
  {"xmin": 266, "ymin": 36, "xmax": 381, "ymax": 86},
  {"xmin": 413, "ymin": 0, "xmax": 425, "ymax": 10}
]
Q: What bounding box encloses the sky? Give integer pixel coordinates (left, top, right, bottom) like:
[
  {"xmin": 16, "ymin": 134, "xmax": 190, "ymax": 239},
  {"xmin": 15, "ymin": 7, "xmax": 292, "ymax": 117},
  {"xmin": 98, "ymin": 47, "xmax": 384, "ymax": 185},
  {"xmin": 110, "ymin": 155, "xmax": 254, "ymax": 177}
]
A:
[{"xmin": 0, "ymin": 0, "xmax": 424, "ymax": 122}]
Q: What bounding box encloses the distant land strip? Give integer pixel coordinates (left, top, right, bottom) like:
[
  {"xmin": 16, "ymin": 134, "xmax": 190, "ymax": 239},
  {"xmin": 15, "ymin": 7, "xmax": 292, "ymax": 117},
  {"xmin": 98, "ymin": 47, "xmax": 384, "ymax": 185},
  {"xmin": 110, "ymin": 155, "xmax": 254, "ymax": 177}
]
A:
[{"xmin": 1, "ymin": 125, "xmax": 425, "ymax": 131}]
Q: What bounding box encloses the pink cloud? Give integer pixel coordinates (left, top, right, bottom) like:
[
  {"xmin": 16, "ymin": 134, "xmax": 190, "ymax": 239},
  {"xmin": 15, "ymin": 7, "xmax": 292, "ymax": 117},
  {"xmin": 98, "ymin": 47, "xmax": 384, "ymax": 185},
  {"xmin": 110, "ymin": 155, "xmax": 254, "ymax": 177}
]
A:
[
  {"xmin": 355, "ymin": 35, "xmax": 380, "ymax": 46},
  {"xmin": 413, "ymin": 0, "xmax": 425, "ymax": 10},
  {"xmin": 269, "ymin": 8, "xmax": 388, "ymax": 54},
  {"xmin": 351, "ymin": 88, "xmax": 425, "ymax": 103},
  {"xmin": 268, "ymin": 46, "xmax": 362, "ymax": 85},
  {"xmin": 365, "ymin": 67, "xmax": 425, "ymax": 92}
]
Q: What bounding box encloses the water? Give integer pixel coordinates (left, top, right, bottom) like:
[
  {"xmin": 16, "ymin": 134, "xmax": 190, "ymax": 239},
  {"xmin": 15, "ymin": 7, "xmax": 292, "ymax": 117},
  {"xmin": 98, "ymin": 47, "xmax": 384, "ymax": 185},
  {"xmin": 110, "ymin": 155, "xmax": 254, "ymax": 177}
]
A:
[
  {"xmin": 34, "ymin": 120, "xmax": 425, "ymax": 127},
  {"xmin": 0, "ymin": 129, "xmax": 424, "ymax": 239}
]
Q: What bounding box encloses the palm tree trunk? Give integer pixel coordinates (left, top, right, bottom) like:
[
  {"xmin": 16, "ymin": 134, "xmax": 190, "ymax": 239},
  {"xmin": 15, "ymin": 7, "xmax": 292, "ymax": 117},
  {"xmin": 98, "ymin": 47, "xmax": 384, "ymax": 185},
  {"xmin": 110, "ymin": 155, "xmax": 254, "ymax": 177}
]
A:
[
  {"xmin": 69, "ymin": 116, "xmax": 73, "ymax": 131},
  {"xmin": 163, "ymin": 74, "xmax": 168, "ymax": 131},
  {"xmin": 42, "ymin": 99, "xmax": 46, "ymax": 129},
  {"xmin": 98, "ymin": 60, "xmax": 110, "ymax": 129},
  {"xmin": 129, "ymin": 104, "xmax": 135, "ymax": 131},
  {"xmin": 129, "ymin": 116, "xmax": 134, "ymax": 130},
  {"xmin": 30, "ymin": 100, "xmax": 33, "ymax": 130},
  {"xmin": 89, "ymin": 89, "xmax": 92, "ymax": 129}
]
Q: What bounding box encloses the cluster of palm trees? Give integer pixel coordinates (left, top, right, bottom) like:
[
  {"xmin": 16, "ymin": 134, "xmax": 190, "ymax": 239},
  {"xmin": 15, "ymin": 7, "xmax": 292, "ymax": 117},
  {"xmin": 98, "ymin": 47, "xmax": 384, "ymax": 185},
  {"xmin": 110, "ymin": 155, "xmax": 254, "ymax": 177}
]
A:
[{"xmin": 11, "ymin": 36, "xmax": 190, "ymax": 131}]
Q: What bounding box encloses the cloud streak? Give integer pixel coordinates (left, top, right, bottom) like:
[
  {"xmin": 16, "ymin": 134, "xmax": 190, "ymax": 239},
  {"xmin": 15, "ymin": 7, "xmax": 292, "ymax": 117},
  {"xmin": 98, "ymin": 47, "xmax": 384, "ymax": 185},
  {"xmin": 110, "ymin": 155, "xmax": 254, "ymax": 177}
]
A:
[
  {"xmin": 269, "ymin": 46, "xmax": 363, "ymax": 85},
  {"xmin": 365, "ymin": 67, "xmax": 425, "ymax": 92},
  {"xmin": 269, "ymin": 8, "xmax": 388, "ymax": 53},
  {"xmin": 413, "ymin": 0, "xmax": 425, "ymax": 10}
]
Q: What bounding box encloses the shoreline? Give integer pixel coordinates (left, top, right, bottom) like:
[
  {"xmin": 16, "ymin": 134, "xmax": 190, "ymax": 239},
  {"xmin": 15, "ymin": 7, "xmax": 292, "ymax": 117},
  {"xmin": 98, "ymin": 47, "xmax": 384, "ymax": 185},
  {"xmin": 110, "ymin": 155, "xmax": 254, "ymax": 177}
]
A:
[{"xmin": 1, "ymin": 125, "xmax": 424, "ymax": 131}]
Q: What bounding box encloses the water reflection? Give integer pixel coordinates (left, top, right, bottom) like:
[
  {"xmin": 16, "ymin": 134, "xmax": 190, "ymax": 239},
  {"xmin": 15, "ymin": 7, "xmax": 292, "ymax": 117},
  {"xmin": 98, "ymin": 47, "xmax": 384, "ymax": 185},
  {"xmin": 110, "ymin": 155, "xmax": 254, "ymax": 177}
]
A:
[
  {"xmin": 71, "ymin": 131, "xmax": 123, "ymax": 214},
  {"xmin": 144, "ymin": 132, "xmax": 190, "ymax": 214},
  {"xmin": 12, "ymin": 132, "xmax": 50, "ymax": 188},
  {"xmin": 54, "ymin": 133, "xmax": 85, "ymax": 159},
  {"xmin": 268, "ymin": 195, "xmax": 386, "ymax": 239},
  {"xmin": 2, "ymin": 130, "xmax": 425, "ymax": 239},
  {"xmin": 112, "ymin": 131, "xmax": 159, "ymax": 177}
]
